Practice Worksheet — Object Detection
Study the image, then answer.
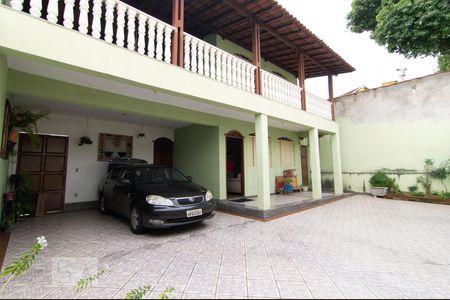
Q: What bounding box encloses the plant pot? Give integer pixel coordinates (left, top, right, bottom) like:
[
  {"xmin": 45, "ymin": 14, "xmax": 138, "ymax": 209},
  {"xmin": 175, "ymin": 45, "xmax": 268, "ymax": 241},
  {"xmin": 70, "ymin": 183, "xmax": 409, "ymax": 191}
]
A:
[
  {"xmin": 370, "ymin": 187, "xmax": 389, "ymax": 197},
  {"xmin": 4, "ymin": 192, "xmax": 15, "ymax": 202},
  {"xmin": 284, "ymin": 184, "xmax": 294, "ymax": 193},
  {"xmin": 301, "ymin": 186, "xmax": 309, "ymax": 192},
  {"xmin": 8, "ymin": 130, "xmax": 18, "ymax": 143}
]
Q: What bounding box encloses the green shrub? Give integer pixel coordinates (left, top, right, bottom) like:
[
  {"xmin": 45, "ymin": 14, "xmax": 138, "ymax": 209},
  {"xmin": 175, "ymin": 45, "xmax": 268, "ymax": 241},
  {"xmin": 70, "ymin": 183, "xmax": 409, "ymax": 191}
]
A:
[
  {"xmin": 441, "ymin": 192, "xmax": 450, "ymax": 199},
  {"xmin": 417, "ymin": 176, "xmax": 432, "ymax": 196},
  {"xmin": 432, "ymin": 191, "xmax": 441, "ymax": 196},
  {"xmin": 411, "ymin": 192, "xmax": 426, "ymax": 197},
  {"xmin": 369, "ymin": 171, "xmax": 395, "ymax": 188},
  {"xmin": 408, "ymin": 185, "xmax": 418, "ymax": 193}
]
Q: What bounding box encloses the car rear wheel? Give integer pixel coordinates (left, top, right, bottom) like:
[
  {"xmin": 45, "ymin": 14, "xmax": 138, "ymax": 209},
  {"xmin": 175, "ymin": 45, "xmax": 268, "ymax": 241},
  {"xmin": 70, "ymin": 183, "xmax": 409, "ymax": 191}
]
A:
[
  {"xmin": 99, "ymin": 195, "xmax": 110, "ymax": 215},
  {"xmin": 130, "ymin": 205, "xmax": 145, "ymax": 234}
]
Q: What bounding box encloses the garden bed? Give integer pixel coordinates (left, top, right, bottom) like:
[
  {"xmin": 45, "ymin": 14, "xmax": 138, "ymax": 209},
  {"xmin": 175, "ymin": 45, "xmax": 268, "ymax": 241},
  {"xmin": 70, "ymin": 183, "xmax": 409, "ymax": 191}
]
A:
[{"xmin": 386, "ymin": 192, "xmax": 450, "ymax": 205}]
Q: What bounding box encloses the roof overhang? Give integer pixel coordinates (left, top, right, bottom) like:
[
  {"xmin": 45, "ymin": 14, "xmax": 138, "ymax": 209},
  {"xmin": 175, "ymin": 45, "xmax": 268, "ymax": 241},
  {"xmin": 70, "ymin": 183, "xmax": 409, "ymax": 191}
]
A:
[{"xmin": 123, "ymin": 0, "xmax": 355, "ymax": 79}]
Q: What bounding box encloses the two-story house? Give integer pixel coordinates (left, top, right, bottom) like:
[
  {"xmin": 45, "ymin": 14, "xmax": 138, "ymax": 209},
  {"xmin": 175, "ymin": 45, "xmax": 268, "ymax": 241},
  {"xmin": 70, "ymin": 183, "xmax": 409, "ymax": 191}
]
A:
[{"xmin": 0, "ymin": 0, "xmax": 354, "ymax": 216}]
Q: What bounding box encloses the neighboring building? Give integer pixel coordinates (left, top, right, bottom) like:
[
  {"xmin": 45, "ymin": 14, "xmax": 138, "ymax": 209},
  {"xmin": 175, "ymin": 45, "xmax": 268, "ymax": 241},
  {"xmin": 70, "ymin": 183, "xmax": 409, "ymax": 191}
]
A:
[
  {"xmin": 339, "ymin": 86, "xmax": 370, "ymax": 97},
  {"xmin": 320, "ymin": 71, "xmax": 450, "ymax": 193},
  {"xmin": 0, "ymin": 0, "xmax": 354, "ymax": 214}
]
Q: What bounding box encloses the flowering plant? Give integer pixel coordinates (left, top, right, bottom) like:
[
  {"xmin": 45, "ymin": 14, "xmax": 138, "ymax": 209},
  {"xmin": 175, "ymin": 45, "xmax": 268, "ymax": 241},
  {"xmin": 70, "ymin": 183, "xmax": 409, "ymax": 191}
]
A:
[{"xmin": 0, "ymin": 236, "xmax": 47, "ymax": 293}]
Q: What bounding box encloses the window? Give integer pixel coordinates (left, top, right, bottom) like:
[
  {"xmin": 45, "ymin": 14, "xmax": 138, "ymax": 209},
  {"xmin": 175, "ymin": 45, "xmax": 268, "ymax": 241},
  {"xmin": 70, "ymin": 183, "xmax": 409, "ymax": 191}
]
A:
[
  {"xmin": 279, "ymin": 139, "xmax": 295, "ymax": 168},
  {"xmin": 108, "ymin": 168, "xmax": 122, "ymax": 181},
  {"xmin": 121, "ymin": 169, "xmax": 132, "ymax": 181},
  {"xmin": 248, "ymin": 135, "xmax": 272, "ymax": 167}
]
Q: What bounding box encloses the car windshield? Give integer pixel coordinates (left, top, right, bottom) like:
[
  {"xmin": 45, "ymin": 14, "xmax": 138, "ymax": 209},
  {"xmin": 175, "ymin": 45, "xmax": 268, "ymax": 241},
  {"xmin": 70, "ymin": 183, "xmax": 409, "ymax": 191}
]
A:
[{"xmin": 135, "ymin": 166, "xmax": 189, "ymax": 184}]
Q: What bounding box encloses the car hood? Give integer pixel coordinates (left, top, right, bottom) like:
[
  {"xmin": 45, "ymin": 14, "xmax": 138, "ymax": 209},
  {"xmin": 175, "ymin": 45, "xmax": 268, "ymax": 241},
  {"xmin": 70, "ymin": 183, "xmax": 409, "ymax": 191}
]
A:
[{"xmin": 136, "ymin": 182, "xmax": 206, "ymax": 198}]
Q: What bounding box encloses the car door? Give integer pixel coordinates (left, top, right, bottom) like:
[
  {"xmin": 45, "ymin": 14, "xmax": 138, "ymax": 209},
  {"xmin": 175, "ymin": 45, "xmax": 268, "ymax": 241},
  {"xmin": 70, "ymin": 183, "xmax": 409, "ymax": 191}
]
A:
[
  {"xmin": 103, "ymin": 167, "xmax": 122, "ymax": 212},
  {"xmin": 113, "ymin": 168, "xmax": 133, "ymax": 217}
]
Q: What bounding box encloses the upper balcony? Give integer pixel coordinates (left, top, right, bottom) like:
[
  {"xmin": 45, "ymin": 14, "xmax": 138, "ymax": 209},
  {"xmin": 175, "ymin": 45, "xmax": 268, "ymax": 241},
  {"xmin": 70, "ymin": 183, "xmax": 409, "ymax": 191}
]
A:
[{"xmin": 4, "ymin": 0, "xmax": 354, "ymax": 121}]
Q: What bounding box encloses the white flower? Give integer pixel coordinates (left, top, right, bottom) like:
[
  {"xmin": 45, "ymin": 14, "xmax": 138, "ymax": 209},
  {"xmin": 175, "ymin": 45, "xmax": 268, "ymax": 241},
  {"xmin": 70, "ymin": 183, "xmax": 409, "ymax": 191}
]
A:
[{"xmin": 37, "ymin": 236, "xmax": 48, "ymax": 248}]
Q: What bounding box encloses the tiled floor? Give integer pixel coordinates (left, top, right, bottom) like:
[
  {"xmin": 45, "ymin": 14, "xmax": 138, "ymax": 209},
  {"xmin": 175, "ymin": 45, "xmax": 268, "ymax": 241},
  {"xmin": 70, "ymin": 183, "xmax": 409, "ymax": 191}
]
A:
[
  {"xmin": 246, "ymin": 192, "xmax": 335, "ymax": 208},
  {"xmin": 2, "ymin": 195, "xmax": 450, "ymax": 299}
]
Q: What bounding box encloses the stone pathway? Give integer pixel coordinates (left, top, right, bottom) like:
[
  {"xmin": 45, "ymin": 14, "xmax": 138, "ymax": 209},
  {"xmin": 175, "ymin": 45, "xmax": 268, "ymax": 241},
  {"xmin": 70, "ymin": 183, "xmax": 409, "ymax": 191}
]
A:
[{"xmin": 2, "ymin": 195, "xmax": 450, "ymax": 299}]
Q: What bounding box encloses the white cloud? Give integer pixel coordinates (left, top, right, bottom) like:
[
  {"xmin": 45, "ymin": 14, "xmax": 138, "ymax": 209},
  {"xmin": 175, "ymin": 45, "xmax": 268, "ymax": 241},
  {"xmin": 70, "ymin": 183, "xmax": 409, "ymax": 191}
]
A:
[{"xmin": 277, "ymin": 0, "xmax": 437, "ymax": 98}]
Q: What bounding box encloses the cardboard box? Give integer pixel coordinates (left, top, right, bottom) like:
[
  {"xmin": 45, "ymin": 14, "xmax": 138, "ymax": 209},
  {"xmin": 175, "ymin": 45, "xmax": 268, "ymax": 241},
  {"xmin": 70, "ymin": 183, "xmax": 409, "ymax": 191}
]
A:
[
  {"xmin": 275, "ymin": 176, "xmax": 285, "ymax": 193},
  {"xmin": 283, "ymin": 169, "xmax": 297, "ymax": 177}
]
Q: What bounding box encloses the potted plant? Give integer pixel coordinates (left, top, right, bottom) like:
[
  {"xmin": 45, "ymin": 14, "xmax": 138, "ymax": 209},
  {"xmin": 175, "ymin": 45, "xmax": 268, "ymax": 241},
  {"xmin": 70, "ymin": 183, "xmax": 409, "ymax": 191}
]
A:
[
  {"xmin": 3, "ymin": 214, "xmax": 16, "ymax": 232},
  {"xmin": 369, "ymin": 171, "xmax": 395, "ymax": 197},
  {"xmin": 8, "ymin": 105, "xmax": 49, "ymax": 148},
  {"xmin": 284, "ymin": 177, "xmax": 294, "ymax": 193},
  {"xmin": 15, "ymin": 172, "xmax": 34, "ymax": 219},
  {"xmin": 78, "ymin": 136, "xmax": 93, "ymax": 146}
]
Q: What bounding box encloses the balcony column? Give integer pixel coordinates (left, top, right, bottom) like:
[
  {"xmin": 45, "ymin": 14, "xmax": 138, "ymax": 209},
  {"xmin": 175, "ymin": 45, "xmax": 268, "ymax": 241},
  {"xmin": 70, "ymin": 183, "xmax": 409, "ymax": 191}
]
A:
[
  {"xmin": 328, "ymin": 74, "xmax": 335, "ymax": 121},
  {"xmin": 255, "ymin": 114, "xmax": 271, "ymax": 210},
  {"xmin": 171, "ymin": 0, "xmax": 184, "ymax": 66},
  {"xmin": 309, "ymin": 128, "xmax": 322, "ymax": 200},
  {"xmin": 252, "ymin": 20, "xmax": 262, "ymax": 95},
  {"xmin": 331, "ymin": 131, "xmax": 344, "ymax": 195},
  {"xmin": 298, "ymin": 53, "xmax": 306, "ymax": 111}
]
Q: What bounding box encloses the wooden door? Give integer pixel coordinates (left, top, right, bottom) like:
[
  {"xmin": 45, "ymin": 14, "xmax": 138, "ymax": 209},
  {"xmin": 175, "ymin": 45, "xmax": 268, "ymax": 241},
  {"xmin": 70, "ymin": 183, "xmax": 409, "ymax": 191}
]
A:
[
  {"xmin": 301, "ymin": 145, "xmax": 309, "ymax": 187},
  {"xmin": 17, "ymin": 134, "xmax": 68, "ymax": 214},
  {"xmin": 153, "ymin": 138, "xmax": 174, "ymax": 166}
]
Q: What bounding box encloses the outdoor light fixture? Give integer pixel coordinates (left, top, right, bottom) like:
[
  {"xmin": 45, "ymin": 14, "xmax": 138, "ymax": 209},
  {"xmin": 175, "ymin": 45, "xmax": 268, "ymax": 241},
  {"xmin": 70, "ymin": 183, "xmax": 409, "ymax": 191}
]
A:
[{"xmin": 137, "ymin": 124, "xmax": 146, "ymax": 139}]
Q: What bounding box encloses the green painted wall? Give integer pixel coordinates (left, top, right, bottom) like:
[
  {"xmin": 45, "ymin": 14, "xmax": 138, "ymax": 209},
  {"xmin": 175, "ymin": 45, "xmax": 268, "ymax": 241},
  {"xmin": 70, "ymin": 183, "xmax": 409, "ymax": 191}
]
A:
[
  {"xmin": 0, "ymin": 55, "xmax": 9, "ymax": 222},
  {"xmin": 8, "ymin": 70, "xmax": 305, "ymax": 201},
  {"xmin": 218, "ymin": 122, "xmax": 302, "ymax": 199},
  {"xmin": 203, "ymin": 34, "xmax": 297, "ymax": 84},
  {"xmin": 324, "ymin": 72, "xmax": 450, "ymax": 193},
  {"xmin": 174, "ymin": 125, "xmax": 221, "ymax": 198},
  {"xmin": 174, "ymin": 121, "xmax": 304, "ymax": 200}
]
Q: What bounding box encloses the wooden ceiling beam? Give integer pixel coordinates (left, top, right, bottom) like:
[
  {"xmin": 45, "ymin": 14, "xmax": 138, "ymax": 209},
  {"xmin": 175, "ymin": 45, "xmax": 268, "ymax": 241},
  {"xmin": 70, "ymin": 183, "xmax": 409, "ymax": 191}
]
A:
[
  {"xmin": 222, "ymin": 0, "xmax": 329, "ymax": 74},
  {"xmin": 262, "ymin": 47, "xmax": 295, "ymax": 57},
  {"xmin": 190, "ymin": 0, "xmax": 222, "ymax": 16},
  {"xmin": 217, "ymin": 15, "xmax": 246, "ymax": 28}
]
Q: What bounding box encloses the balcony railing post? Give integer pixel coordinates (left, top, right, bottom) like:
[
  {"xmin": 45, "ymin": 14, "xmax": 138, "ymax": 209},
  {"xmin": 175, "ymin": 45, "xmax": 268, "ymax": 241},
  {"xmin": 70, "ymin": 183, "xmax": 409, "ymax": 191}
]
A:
[
  {"xmin": 328, "ymin": 74, "xmax": 336, "ymax": 121},
  {"xmin": 298, "ymin": 53, "xmax": 306, "ymax": 111},
  {"xmin": 252, "ymin": 20, "xmax": 262, "ymax": 95},
  {"xmin": 172, "ymin": 0, "xmax": 184, "ymax": 67}
]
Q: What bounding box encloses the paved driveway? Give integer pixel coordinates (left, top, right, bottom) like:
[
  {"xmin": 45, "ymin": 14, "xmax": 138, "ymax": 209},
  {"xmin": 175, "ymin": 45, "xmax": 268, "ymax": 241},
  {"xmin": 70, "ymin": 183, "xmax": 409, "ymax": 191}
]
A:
[{"xmin": 2, "ymin": 195, "xmax": 450, "ymax": 299}]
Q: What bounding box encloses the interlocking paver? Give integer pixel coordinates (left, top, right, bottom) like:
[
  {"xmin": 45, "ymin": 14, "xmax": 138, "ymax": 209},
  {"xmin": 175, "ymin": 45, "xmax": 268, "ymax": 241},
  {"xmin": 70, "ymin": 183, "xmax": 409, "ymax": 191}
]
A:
[{"xmin": 3, "ymin": 195, "xmax": 450, "ymax": 299}]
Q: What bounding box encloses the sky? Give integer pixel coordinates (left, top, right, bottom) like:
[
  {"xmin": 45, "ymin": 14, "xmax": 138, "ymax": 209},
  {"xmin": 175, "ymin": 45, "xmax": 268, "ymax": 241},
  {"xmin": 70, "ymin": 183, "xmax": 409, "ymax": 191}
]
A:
[{"xmin": 276, "ymin": 0, "xmax": 438, "ymax": 98}]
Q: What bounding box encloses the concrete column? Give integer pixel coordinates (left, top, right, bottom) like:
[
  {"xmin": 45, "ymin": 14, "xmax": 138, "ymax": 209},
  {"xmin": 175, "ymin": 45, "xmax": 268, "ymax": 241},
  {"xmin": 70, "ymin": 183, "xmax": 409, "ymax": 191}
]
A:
[
  {"xmin": 331, "ymin": 131, "xmax": 344, "ymax": 195},
  {"xmin": 255, "ymin": 114, "xmax": 270, "ymax": 210},
  {"xmin": 0, "ymin": 54, "xmax": 9, "ymax": 221},
  {"xmin": 309, "ymin": 127, "xmax": 322, "ymax": 200}
]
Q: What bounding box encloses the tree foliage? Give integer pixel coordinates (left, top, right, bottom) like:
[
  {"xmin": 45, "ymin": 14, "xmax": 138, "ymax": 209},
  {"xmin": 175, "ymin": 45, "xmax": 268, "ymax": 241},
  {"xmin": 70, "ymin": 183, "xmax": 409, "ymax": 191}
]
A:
[
  {"xmin": 347, "ymin": 0, "xmax": 450, "ymax": 69},
  {"xmin": 347, "ymin": 0, "xmax": 382, "ymax": 33}
]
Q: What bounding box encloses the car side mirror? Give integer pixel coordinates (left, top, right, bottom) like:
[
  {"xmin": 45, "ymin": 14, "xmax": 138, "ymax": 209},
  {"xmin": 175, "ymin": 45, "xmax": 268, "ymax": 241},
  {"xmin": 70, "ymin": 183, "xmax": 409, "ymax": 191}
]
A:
[{"xmin": 187, "ymin": 176, "xmax": 193, "ymax": 182}]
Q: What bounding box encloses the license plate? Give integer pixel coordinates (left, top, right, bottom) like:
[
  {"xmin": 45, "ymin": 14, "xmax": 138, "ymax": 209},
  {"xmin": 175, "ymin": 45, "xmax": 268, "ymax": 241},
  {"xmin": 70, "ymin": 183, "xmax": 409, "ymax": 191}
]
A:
[{"xmin": 186, "ymin": 209, "xmax": 203, "ymax": 218}]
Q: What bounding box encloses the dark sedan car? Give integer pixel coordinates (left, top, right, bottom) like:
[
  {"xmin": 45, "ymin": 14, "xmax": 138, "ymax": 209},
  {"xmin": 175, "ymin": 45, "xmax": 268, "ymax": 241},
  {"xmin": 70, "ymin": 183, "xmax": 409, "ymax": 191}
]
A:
[{"xmin": 99, "ymin": 164, "xmax": 216, "ymax": 234}]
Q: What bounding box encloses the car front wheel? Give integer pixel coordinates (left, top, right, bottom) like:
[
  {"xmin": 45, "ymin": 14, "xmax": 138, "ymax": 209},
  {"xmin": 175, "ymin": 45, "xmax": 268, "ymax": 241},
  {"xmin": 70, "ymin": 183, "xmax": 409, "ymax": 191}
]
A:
[{"xmin": 130, "ymin": 205, "xmax": 145, "ymax": 234}]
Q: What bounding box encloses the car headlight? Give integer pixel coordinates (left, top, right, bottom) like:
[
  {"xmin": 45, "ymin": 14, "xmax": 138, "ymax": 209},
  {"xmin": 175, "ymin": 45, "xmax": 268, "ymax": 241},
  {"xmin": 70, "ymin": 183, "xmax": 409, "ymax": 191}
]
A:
[
  {"xmin": 205, "ymin": 190, "xmax": 214, "ymax": 201},
  {"xmin": 146, "ymin": 195, "xmax": 174, "ymax": 206}
]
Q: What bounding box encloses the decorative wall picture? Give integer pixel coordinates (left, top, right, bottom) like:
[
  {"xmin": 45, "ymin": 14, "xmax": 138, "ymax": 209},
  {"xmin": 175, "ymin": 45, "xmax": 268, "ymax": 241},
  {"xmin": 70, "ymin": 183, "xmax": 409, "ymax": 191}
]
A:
[{"xmin": 98, "ymin": 133, "xmax": 133, "ymax": 161}]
